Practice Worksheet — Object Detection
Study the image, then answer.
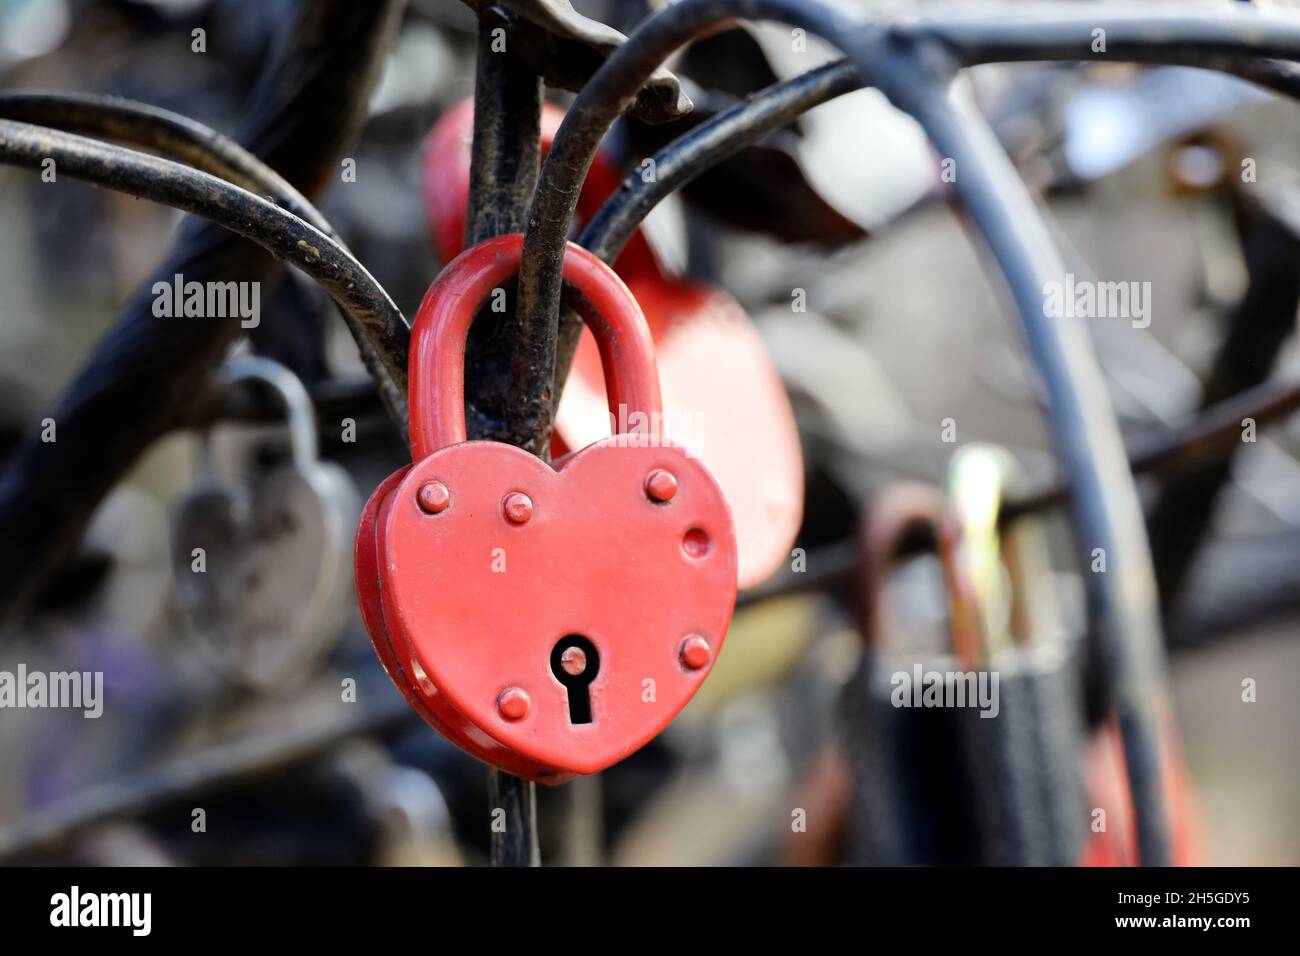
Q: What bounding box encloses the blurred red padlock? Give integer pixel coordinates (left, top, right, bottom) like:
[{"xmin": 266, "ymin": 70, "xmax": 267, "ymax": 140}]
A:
[
  {"xmin": 423, "ymin": 99, "xmax": 660, "ymax": 277},
  {"xmin": 356, "ymin": 234, "xmax": 738, "ymax": 782},
  {"xmin": 424, "ymin": 101, "xmax": 803, "ymax": 589},
  {"xmin": 1077, "ymin": 712, "xmax": 1202, "ymax": 866}
]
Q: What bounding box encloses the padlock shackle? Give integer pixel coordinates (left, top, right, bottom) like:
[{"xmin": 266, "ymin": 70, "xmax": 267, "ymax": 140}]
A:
[
  {"xmin": 947, "ymin": 444, "xmax": 1063, "ymax": 657},
  {"xmin": 408, "ymin": 234, "xmax": 662, "ymax": 460},
  {"xmin": 218, "ymin": 355, "xmax": 319, "ymax": 468},
  {"xmin": 858, "ymin": 482, "xmax": 981, "ymax": 671}
]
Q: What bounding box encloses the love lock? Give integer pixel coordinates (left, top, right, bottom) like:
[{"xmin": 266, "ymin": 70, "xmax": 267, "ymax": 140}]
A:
[
  {"xmin": 357, "ymin": 234, "xmax": 738, "ymax": 782},
  {"xmin": 424, "ymin": 99, "xmax": 801, "ymax": 589},
  {"xmin": 170, "ymin": 356, "xmax": 359, "ymax": 692},
  {"xmin": 841, "ymin": 482, "xmax": 985, "ymax": 865}
]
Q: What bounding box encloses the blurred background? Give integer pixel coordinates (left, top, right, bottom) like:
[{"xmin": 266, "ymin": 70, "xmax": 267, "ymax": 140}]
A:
[{"xmin": 0, "ymin": 0, "xmax": 1297, "ymax": 865}]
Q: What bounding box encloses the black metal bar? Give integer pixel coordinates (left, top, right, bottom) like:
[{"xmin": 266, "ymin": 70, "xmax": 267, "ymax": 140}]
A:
[
  {"xmin": 579, "ymin": 59, "xmax": 859, "ymax": 265},
  {"xmin": 1146, "ymin": 190, "xmax": 1300, "ymax": 609},
  {"xmin": 0, "ymin": 91, "xmax": 414, "ymax": 408},
  {"xmin": 900, "ymin": 7, "xmax": 1300, "ymax": 104},
  {"xmin": 567, "ymin": 58, "xmax": 860, "ymax": 386},
  {"xmin": 0, "ymin": 97, "xmax": 409, "ymax": 400},
  {"xmin": 462, "ymin": 6, "xmax": 545, "ymax": 451},
  {"xmin": 0, "ymin": 121, "xmax": 409, "ymax": 423},
  {"xmin": 0, "ymin": 92, "xmax": 339, "ymax": 239},
  {"xmin": 464, "ymin": 9, "xmax": 544, "ymax": 869},
  {"xmin": 194, "ymin": 374, "xmax": 387, "ymax": 430},
  {"xmin": 911, "ymin": 8, "xmax": 1300, "ymax": 107},
  {"xmin": 1005, "ymin": 377, "xmax": 1300, "ymax": 523},
  {"xmin": 740, "ymin": 374, "xmax": 1300, "ymax": 608},
  {"xmin": 908, "ymin": 7, "xmax": 1300, "ymax": 68},
  {"xmin": 465, "ymin": 11, "xmax": 543, "ymax": 249}
]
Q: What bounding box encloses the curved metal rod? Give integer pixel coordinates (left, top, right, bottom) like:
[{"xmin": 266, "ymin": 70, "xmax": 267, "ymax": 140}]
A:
[
  {"xmin": 0, "ymin": 92, "xmax": 339, "ymax": 240},
  {"xmin": 906, "ymin": 7, "xmax": 1300, "ymax": 67},
  {"xmin": 515, "ymin": 0, "xmax": 860, "ymax": 457},
  {"xmin": 578, "ymin": 58, "xmax": 860, "ymax": 264},
  {"xmin": 911, "ymin": 7, "xmax": 1300, "ymax": 102},
  {"xmin": 0, "ymin": 119, "xmax": 410, "ymax": 429},
  {"xmin": 0, "ymin": 98, "xmax": 404, "ymax": 422},
  {"xmin": 1003, "ymin": 376, "xmax": 1300, "ymax": 522},
  {"xmin": 568, "ymin": 58, "xmax": 861, "ymax": 390},
  {"xmin": 721, "ymin": 374, "xmax": 1300, "ymax": 605}
]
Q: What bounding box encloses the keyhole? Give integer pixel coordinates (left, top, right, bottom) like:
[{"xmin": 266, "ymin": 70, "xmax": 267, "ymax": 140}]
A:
[{"xmin": 550, "ymin": 635, "xmax": 600, "ymax": 724}]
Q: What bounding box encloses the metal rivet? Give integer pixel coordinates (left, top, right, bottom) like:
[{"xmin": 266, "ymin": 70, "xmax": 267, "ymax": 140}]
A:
[
  {"xmin": 417, "ymin": 480, "xmax": 451, "ymax": 514},
  {"xmin": 645, "ymin": 469, "xmax": 678, "ymax": 503},
  {"xmin": 681, "ymin": 527, "xmax": 710, "ymax": 559},
  {"xmin": 496, "ymin": 687, "xmax": 530, "ymax": 720},
  {"xmin": 679, "ymin": 635, "xmax": 712, "ymax": 670},
  {"xmin": 503, "ymin": 491, "xmax": 534, "ymax": 524}
]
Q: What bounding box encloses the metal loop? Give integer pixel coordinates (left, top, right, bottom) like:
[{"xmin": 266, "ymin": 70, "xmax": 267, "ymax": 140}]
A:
[
  {"xmin": 219, "ymin": 356, "xmax": 319, "ymax": 469},
  {"xmin": 408, "ymin": 234, "xmax": 662, "ymax": 461},
  {"xmin": 859, "ymin": 482, "xmax": 981, "ymax": 670}
]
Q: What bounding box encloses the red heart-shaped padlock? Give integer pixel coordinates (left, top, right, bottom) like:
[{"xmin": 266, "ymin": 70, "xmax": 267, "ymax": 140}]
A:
[{"xmin": 357, "ymin": 234, "xmax": 738, "ymax": 782}]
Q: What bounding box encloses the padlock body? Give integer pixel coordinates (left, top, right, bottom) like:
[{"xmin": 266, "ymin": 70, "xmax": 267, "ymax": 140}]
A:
[{"xmin": 377, "ymin": 435, "xmax": 737, "ymax": 777}]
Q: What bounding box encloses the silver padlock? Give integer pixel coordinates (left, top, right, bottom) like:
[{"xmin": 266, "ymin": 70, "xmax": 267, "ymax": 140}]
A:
[{"xmin": 170, "ymin": 356, "xmax": 359, "ymax": 692}]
